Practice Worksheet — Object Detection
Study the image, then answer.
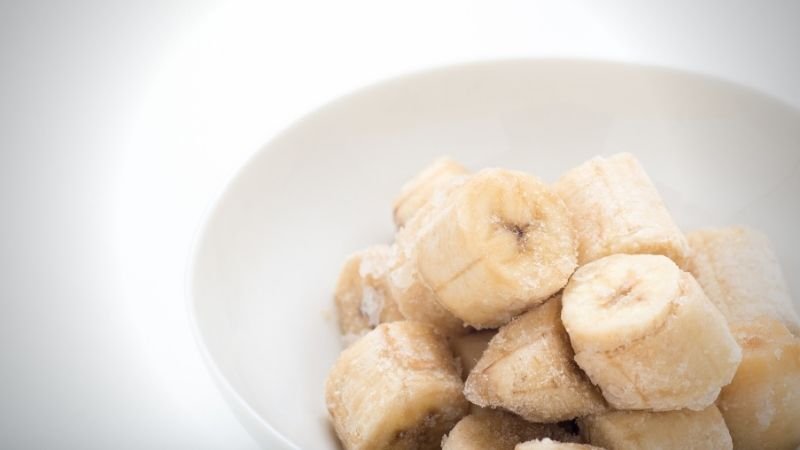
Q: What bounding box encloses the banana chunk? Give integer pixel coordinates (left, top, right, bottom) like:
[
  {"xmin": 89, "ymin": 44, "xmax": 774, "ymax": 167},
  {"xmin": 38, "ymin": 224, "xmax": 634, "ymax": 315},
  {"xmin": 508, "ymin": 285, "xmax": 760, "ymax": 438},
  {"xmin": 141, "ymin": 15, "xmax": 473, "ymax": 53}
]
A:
[
  {"xmin": 561, "ymin": 254, "xmax": 741, "ymax": 411},
  {"xmin": 686, "ymin": 227, "xmax": 800, "ymax": 336},
  {"xmin": 451, "ymin": 331, "xmax": 496, "ymax": 379},
  {"xmin": 325, "ymin": 321, "xmax": 469, "ymax": 450},
  {"xmin": 715, "ymin": 318, "xmax": 800, "ymax": 450},
  {"xmin": 442, "ymin": 408, "xmax": 581, "ymax": 450},
  {"xmin": 554, "ymin": 153, "xmax": 688, "ymax": 267},
  {"xmin": 578, "ymin": 406, "xmax": 733, "ymax": 450},
  {"xmin": 414, "ymin": 168, "xmax": 577, "ymax": 328},
  {"xmin": 334, "ymin": 245, "xmax": 405, "ymax": 344},
  {"xmin": 516, "ymin": 438, "xmax": 603, "ymax": 450},
  {"xmin": 393, "ymin": 157, "xmax": 469, "ymax": 228},
  {"xmin": 465, "ymin": 297, "xmax": 607, "ymax": 422}
]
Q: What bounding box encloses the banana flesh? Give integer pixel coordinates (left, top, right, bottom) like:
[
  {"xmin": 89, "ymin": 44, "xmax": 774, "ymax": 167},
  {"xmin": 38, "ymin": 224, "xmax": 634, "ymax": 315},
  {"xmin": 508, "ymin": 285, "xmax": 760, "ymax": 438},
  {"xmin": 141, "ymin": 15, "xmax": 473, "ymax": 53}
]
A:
[
  {"xmin": 578, "ymin": 406, "xmax": 733, "ymax": 450},
  {"xmin": 562, "ymin": 254, "xmax": 741, "ymax": 411},
  {"xmin": 465, "ymin": 296, "xmax": 607, "ymax": 422},
  {"xmin": 441, "ymin": 408, "xmax": 581, "ymax": 450},
  {"xmin": 516, "ymin": 438, "xmax": 604, "ymax": 450},
  {"xmin": 334, "ymin": 245, "xmax": 405, "ymax": 345},
  {"xmin": 450, "ymin": 331, "xmax": 496, "ymax": 380},
  {"xmin": 325, "ymin": 321, "xmax": 469, "ymax": 450},
  {"xmin": 553, "ymin": 153, "xmax": 688, "ymax": 267},
  {"xmin": 393, "ymin": 157, "xmax": 469, "ymax": 228},
  {"xmin": 415, "ymin": 168, "xmax": 578, "ymax": 328}
]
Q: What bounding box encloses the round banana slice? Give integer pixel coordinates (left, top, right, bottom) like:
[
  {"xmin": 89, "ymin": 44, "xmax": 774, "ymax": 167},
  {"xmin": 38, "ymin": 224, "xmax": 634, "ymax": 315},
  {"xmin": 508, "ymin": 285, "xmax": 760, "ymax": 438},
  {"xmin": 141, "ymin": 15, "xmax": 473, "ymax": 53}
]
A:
[
  {"xmin": 515, "ymin": 438, "xmax": 603, "ymax": 450},
  {"xmin": 465, "ymin": 297, "xmax": 607, "ymax": 422},
  {"xmin": 334, "ymin": 245, "xmax": 405, "ymax": 345},
  {"xmin": 415, "ymin": 168, "xmax": 577, "ymax": 328},
  {"xmin": 578, "ymin": 406, "xmax": 733, "ymax": 450},
  {"xmin": 562, "ymin": 254, "xmax": 741, "ymax": 411},
  {"xmin": 325, "ymin": 321, "xmax": 469, "ymax": 450},
  {"xmin": 717, "ymin": 318, "xmax": 800, "ymax": 450},
  {"xmin": 393, "ymin": 157, "xmax": 470, "ymax": 228},
  {"xmin": 441, "ymin": 408, "xmax": 581, "ymax": 450}
]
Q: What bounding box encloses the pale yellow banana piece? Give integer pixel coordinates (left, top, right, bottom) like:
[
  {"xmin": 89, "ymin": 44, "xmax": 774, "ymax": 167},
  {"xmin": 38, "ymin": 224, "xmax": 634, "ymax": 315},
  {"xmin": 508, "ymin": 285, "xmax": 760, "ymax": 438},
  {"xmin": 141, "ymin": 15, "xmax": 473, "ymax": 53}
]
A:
[
  {"xmin": 515, "ymin": 438, "xmax": 603, "ymax": 450},
  {"xmin": 578, "ymin": 406, "xmax": 732, "ymax": 450},
  {"xmin": 441, "ymin": 408, "xmax": 581, "ymax": 450},
  {"xmin": 414, "ymin": 168, "xmax": 577, "ymax": 328},
  {"xmin": 465, "ymin": 297, "xmax": 607, "ymax": 422},
  {"xmin": 325, "ymin": 321, "xmax": 469, "ymax": 450},
  {"xmin": 686, "ymin": 227, "xmax": 800, "ymax": 336},
  {"xmin": 334, "ymin": 245, "xmax": 405, "ymax": 345},
  {"xmin": 451, "ymin": 330, "xmax": 496, "ymax": 379},
  {"xmin": 553, "ymin": 153, "xmax": 689, "ymax": 267},
  {"xmin": 393, "ymin": 157, "xmax": 470, "ymax": 228},
  {"xmin": 561, "ymin": 254, "xmax": 741, "ymax": 411},
  {"xmin": 715, "ymin": 318, "xmax": 800, "ymax": 450}
]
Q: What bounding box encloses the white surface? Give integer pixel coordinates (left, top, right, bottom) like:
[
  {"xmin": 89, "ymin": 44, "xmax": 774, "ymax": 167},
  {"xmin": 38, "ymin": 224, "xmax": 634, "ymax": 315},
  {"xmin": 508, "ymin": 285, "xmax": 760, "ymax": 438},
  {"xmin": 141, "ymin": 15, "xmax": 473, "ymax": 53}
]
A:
[
  {"xmin": 1, "ymin": 1, "xmax": 799, "ymax": 448},
  {"xmin": 190, "ymin": 60, "xmax": 800, "ymax": 450}
]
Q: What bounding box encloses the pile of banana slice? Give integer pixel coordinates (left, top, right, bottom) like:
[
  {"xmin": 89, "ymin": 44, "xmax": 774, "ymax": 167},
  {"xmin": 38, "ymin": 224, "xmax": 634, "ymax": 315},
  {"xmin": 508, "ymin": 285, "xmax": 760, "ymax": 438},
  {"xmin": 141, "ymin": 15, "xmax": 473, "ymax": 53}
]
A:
[{"xmin": 325, "ymin": 153, "xmax": 800, "ymax": 450}]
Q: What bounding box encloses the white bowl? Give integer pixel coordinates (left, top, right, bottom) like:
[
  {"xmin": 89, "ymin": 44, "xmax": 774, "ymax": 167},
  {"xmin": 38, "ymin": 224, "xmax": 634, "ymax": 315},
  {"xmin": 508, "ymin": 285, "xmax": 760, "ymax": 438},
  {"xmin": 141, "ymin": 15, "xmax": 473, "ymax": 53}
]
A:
[{"xmin": 188, "ymin": 60, "xmax": 800, "ymax": 449}]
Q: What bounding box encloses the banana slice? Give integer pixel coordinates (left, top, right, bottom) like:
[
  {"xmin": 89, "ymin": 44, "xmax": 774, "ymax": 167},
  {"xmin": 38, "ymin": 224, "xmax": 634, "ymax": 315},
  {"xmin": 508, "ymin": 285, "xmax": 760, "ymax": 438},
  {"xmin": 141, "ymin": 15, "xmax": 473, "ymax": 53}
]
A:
[
  {"xmin": 515, "ymin": 438, "xmax": 603, "ymax": 450},
  {"xmin": 451, "ymin": 331, "xmax": 496, "ymax": 379},
  {"xmin": 334, "ymin": 245, "xmax": 405, "ymax": 345},
  {"xmin": 325, "ymin": 321, "xmax": 469, "ymax": 450},
  {"xmin": 561, "ymin": 254, "xmax": 741, "ymax": 411},
  {"xmin": 393, "ymin": 157, "xmax": 470, "ymax": 228},
  {"xmin": 441, "ymin": 408, "xmax": 581, "ymax": 450},
  {"xmin": 715, "ymin": 318, "xmax": 800, "ymax": 450},
  {"xmin": 553, "ymin": 153, "xmax": 689, "ymax": 267},
  {"xmin": 686, "ymin": 227, "xmax": 800, "ymax": 336},
  {"xmin": 465, "ymin": 296, "xmax": 607, "ymax": 422},
  {"xmin": 578, "ymin": 406, "xmax": 733, "ymax": 450},
  {"xmin": 414, "ymin": 168, "xmax": 577, "ymax": 328}
]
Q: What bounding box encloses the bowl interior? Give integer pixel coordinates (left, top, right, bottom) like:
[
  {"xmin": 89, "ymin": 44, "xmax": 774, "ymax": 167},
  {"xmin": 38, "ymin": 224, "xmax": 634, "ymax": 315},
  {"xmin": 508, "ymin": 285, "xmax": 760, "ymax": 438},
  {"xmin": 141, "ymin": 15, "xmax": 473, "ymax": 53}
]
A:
[{"xmin": 189, "ymin": 60, "xmax": 800, "ymax": 449}]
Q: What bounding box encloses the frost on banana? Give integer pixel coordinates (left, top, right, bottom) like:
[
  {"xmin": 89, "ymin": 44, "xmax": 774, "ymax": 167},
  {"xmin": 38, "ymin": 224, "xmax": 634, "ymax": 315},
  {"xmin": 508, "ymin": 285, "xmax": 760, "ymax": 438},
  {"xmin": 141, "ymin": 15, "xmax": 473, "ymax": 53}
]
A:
[
  {"xmin": 553, "ymin": 153, "xmax": 689, "ymax": 267},
  {"xmin": 393, "ymin": 157, "xmax": 469, "ymax": 228},
  {"xmin": 578, "ymin": 406, "xmax": 733, "ymax": 450},
  {"xmin": 325, "ymin": 321, "xmax": 469, "ymax": 450},
  {"xmin": 686, "ymin": 227, "xmax": 800, "ymax": 336},
  {"xmin": 561, "ymin": 254, "xmax": 741, "ymax": 411},
  {"xmin": 465, "ymin": 296, "xmax": 606, "ymax": 422},
  {"xmin": 413, "ymin": 168, "xmax": 578, "ymax": 328},
  {"xmin": 451, "ymin": 331, "xmax": 496, "ymax": 380},
  {"xmin": 515, "ymin": 438, "xmax": 604, "ymax": 450},
  {"xmin": 334, "ymin": 245, "xmax": 405, "ymax": 345},
  {"xmin": 441, "ymin": 408, "xmax": 581, "ymax": 450}
]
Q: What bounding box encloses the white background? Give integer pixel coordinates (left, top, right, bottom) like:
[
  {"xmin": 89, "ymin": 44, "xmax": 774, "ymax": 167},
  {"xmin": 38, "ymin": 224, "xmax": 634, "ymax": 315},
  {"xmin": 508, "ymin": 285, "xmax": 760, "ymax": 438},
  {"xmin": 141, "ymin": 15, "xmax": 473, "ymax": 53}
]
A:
[{"xmin": 1, "ymin": 1, "xmax": 798, "ymax": 448}]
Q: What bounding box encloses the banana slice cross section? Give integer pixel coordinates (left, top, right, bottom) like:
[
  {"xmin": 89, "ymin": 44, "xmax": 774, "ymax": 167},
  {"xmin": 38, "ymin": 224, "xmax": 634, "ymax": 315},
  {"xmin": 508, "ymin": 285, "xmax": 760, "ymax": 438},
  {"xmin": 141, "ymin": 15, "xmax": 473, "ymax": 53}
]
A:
[
  {"xmin": 415, "ymin": 168, "xmax": 577, "ymax": 328},
  {"xmin": 325, "ymin": 321, "xmax": 469, "ymax": 450},
  {"xmin": 465, "ymin": 297, "xmax": 607, "ymax": 422},
  {"xmin": 562, "ymin": 254, "xmax": 741, "ymax": 411},
  {"xmin": 578, "ymin": 406, "xmax": 733, "ymax": 450},
  {"xmin": 554, "ymin": 153, "xmax": 688, "ymax": 267},
  {"xmin": 393, "ymin": 157, "xmax": 470, "ymax": 228},
  {"xmin": 334, "ymin": 245, "xmax": 405, "ymax": 345},
  {"xmin": 441, "ymin": 408, "xmax": 581, "ymax": 450},
  {"xmin": 516, "ymin": 438, "xmax": 604, "ymax": 450}
]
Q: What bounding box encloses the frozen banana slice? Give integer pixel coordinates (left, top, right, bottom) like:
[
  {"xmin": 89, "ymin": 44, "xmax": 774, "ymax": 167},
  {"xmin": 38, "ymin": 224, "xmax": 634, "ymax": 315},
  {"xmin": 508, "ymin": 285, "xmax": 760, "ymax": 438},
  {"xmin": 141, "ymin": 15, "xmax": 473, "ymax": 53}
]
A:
[
  {"xmin": 561, "ymin": 254, "xmax": 741, "ymax": 411},
  {"xmin": 441, "ymin": 408, "xmax": 580, "ymax": 450},
  {"xmin": 578, "ymin": 406, "xmax": 732, "ymax": 450},
  {"xmin": 334, "ymin": 245, "xmax": 405, "ymax": 344},
  {"xmin": 686, "ymin": 227, "xmax": 800, "ymax": 336},
  {"xmin": 451, "ymin": 331, "xmax": 496, "ymax": 379},
  {"xmin": 415, "ymin": 168, "xmax": 577, "ymax": 328},
  {"xmin": 716, "ymin": 318, "xmax": 800, "ymax": 450},
  {"xmin": 554, "ymin": 153, "xmax": 688, "ymax": 267},
  {"xmin": 393, "ymin": 157, "xmax": 470, "ymax": 228},
  {"xmin": 516, "ymin": 438, "xmax": 603, "ymax": 450},
  {"xmin": 325, "ymin": 321, "xmax": 469, "ymax": 450},
  {"xmin": 465, "ymin": 297, "xmax": 606, "ymax": 422}
]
